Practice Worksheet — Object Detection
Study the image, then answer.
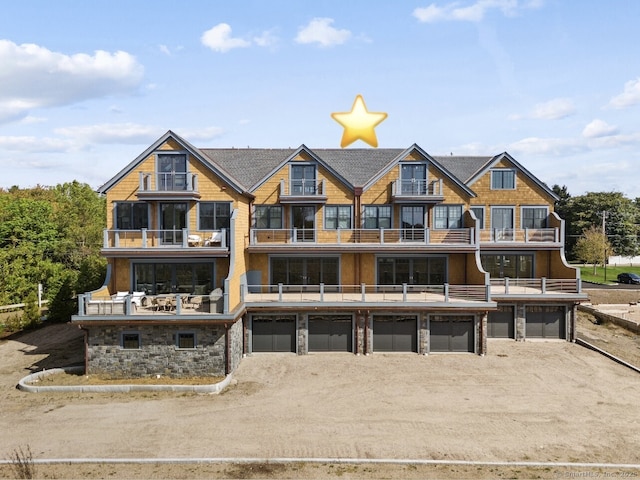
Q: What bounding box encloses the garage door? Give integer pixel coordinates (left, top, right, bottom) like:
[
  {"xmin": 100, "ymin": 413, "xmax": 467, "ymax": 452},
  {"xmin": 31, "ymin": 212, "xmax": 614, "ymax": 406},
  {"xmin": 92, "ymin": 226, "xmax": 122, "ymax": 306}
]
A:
[
  {"xmin": 526, "ymin": 306, "xmax": 565, "ymax": 339},
  {"xmin": 308, "ymin": 315, "xmax": 352, "ymax": 352},
  {"xmin": 373, "ymin": 316, "xmax": 417, "ymax": 352},
  {"xmin": 488, "ymin": 306, "xmax": 514, "ymax": 338},
  {"xmin": 430, "ymin": 318, "xmax": 475, "ymax": 352},
  {"xmin": 252, "ymin": 316, "xmax": 296, "ymax": 352}
]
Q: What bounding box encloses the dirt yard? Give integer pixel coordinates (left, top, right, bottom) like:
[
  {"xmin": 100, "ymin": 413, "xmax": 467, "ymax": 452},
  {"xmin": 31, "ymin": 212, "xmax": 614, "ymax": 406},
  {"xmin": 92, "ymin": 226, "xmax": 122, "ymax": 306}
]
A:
[{"xmin": 1, "ymin": 311, "xmax": 640, "ymax": 479}]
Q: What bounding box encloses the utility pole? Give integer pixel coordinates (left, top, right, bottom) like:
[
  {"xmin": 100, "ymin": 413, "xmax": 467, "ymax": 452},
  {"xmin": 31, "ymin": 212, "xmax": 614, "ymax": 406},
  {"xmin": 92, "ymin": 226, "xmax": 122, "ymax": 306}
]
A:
[{"xmin": 602, "ymin": 210, "xmax": 608, "ymax": 282}]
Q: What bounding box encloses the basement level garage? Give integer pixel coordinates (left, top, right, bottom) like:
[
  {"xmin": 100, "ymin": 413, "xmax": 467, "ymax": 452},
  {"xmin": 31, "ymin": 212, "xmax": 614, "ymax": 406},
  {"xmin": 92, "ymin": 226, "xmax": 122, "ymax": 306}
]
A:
[{"xmin": 429, "ymin": 316, "xmax": 475, "ymax": 353}]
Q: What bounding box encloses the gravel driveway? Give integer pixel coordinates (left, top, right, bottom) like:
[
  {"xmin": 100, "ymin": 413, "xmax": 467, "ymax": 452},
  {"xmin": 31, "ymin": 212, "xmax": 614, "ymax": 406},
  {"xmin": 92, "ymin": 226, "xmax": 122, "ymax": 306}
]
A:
[{"xmin": 1, "ymin": 324, "xmax": 640, "ymax": 465}]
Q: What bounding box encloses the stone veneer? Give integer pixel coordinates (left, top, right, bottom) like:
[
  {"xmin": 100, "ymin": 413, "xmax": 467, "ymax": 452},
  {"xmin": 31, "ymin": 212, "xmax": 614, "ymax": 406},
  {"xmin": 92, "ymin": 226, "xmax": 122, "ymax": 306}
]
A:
[{"xmin": 86, "ymin": 320, "xmax": 243, "ymax": 378}]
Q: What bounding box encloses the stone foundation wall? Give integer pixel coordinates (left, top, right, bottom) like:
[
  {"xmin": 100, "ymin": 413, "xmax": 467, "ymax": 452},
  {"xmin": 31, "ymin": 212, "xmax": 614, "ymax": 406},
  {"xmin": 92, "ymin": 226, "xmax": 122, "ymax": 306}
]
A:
[
  {"xmin": 228, "ymin": 319, "xmax": 244, "ymax": 372},
  {"xmin": 87, "ymin": 324, "xmax": 227, "ymax": 378}
]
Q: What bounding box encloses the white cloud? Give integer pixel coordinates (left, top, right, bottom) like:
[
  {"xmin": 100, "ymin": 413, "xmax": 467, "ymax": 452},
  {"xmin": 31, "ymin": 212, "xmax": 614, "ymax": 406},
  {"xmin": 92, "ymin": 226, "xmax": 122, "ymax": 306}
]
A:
[
  {"xmin": 0, "ymin": 40, "xmax": 143, "ymax": 123},
  {"xmin": 54, "ymin": 123, "xmax": 165, "ymax": 144},
  {"xmin": 253, "ymin": 30, "xmax": 278, "ymax": 48},
  {"xmin": 179, "ymin": 126, "xmax": 225, "ymax": 141},
  {"xmin": 159, "ymin": 44, "xmax": 171, "ymax": 56},
  {"xmin": 531, "ymin": 98, "xmax": 575, "ymax": 120},
  {"xmin": 582, "ymin": 119, "xmax": 619, "ymax": 139},
  {"xmin": 201, "ymin": 23, "xmax": 251, "ymax": 53},
  {"xmin": 607, "ymin": 77, "xmax": 640, "ymax": 109},
  {"xmin": 0, "ymin": 135, "xmax": 72, "ymax": 153},
  {"xmin": 413, "ymin": 0, "xmax": 543, "ymax": 23},
  {"xmin": 507, "ymin": 136, "xmax": 586, "ymax": 156},
  {"xmin": 295, "ymin": 18, "xmax": 351, "ymax": 47}
]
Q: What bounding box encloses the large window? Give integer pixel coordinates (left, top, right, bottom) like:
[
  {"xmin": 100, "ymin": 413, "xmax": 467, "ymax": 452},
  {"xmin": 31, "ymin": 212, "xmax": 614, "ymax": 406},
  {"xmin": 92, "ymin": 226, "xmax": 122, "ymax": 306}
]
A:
[
  {"xmin": 271, "ymin": 257, "xmax": 339, "ymax": 287},
  {"xmin": 291, "ymin": 164, "xmax": 317, "ymax": 194},
  {"xmin": 481, "ymin": 254, "xmax": 534, "ymax": 278},
  {"xmin": 115, "ymin": 202, "xmax": 148, "ymax": 230},
  {"xmin": 491, "ymin": 169, "xmax": 516, "ymax": 189},
  {"xmin": 325, "ymin": 206, "xmax": 352, "ymax": 229},
  {"xmin": 522, "ymin": 207, "xmax": 547, "ymax": 229},
  {"xmin": 133, "ymin": 262, "xmax": 214, "ymax": 295},
  {"xmin": 199, "ymin": 202, "xmax": 231, "ymax": 230},
  {"xmin": 158, "ymin": 153, "xmax": 188, "ymax": 191},
  {"xmin": 363, "ymin": 205, "xmax": 391, "ymax": 229},
  {"xmin": 400, "ymin": 163, "xmax": 427, "ymax": 194},
  {"xmin": 377, "ymin": 257, "xmax": 446, "ymax": 285},
  {"xmin": 255, "ymin": 206, "xmax": 282, "ymax": 229},
  {"xmin": 470, "ymin": 206, "xmax": 485, "ymax": 229},
  {"xmin": 434, "ymin": 205, "xmax": 462, "ymax": 229}
]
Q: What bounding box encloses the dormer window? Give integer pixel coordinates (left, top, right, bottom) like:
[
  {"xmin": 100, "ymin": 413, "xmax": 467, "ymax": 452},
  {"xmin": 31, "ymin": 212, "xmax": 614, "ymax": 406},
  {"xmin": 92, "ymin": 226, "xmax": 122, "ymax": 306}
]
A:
[
  {"xmin": 158, "ymin": 153, "xmax": 187, "ymax": 191},
  {"xmin": 400, "ymin": 163, "xmax": 427, "ymax": 194},
  {"xmin": 291, "ymin": 164, "xmax": 317, "ymax": 195},
  {"xmin": 491, "ymin": 169, "xmax": 516, "ymax": 190}
]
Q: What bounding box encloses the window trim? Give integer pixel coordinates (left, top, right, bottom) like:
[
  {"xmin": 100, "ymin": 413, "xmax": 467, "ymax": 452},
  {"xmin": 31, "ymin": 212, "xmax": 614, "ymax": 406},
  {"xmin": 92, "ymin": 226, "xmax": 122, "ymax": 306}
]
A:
[
  {"xmin": 470, "ymin": 206, "xmax": 485, "ymax": 229},
  {"xmin": 324, "ymin": 205, "xmax": 352, "ymax": 229},
  {"xmin": 433, "ymin": 204, "xmax": 463, "ymax": 229},
  {"xmin": 254, "ymin": 205, "xmax": 283, "ymax": 229},
  {"xmin": 491, "ymin": 169, "xmax": 516, "ymax": 190},
  {"xmin": 176, "ymin": 331, "xmax": 197, "ymax": 350},
  {"xmin": 121, "ymin": 332, "xmax": 141, "ymax": 350},
  {"xmin": 197, "ymin": 201, "xmax": 232, "ymax": 231},
  {"xmin": 114, "ymin": 202, "xmax": 149, "ymax": 230},
  {"xmin": 520, "ymin": 206, "xmax": 549, "ymax": 229},
  {"xmin": 363, "ymin": 205, "xmax": 392, "ymax": 229}
]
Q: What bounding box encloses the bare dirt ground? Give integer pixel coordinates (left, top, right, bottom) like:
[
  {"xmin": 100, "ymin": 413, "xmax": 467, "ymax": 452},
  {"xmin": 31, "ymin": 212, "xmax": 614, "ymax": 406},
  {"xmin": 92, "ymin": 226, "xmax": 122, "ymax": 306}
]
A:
[{"xmin": 1, "ymin": 314, "xmax": 640, "ymax": 478}]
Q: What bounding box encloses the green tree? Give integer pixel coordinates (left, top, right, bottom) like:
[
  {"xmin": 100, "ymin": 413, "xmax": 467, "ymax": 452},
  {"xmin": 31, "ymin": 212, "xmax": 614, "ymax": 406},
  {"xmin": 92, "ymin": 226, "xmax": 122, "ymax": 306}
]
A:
[
  {"xmin": 21, "ymin": 290, "xmax": 41, "ymax": 329},
  {"xmin": 562, "ymin": 192, "xmax": 639, "ymax": 259},
  {"xmin": 574, "ymin": 226, "xmax": 612, "ymax": 274}
]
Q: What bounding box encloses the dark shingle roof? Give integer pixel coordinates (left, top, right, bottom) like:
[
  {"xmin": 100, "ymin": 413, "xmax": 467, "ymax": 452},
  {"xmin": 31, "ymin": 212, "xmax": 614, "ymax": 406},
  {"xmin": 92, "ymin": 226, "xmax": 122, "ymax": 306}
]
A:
[{"xmin": 433, "ymin": 156, "xmax": 494, "ymax": 184}]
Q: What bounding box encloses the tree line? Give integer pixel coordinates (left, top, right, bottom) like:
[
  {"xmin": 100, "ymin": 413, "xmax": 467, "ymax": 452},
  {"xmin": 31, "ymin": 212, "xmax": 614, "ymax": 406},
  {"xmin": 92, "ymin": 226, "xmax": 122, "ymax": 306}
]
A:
[
  {"xmin": 553, "ymin": 185, "xmax": 640, "ymax": 264},
  {"xmin": 0, "ymin": 182, "xmax": 106, "ymax": 323}
]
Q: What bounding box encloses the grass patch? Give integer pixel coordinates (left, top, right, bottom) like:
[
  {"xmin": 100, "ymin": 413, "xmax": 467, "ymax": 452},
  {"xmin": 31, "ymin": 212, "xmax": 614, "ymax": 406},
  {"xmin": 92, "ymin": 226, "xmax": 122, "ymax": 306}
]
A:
[{"xmin": 579, "ymin": 264, "xmax": 640, "ymax": 284}]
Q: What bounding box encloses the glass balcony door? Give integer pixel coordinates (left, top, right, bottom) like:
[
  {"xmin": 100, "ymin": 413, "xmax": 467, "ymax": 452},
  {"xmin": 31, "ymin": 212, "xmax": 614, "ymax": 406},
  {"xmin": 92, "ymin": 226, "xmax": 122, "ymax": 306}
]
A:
[
  {"xmin": 291, "ymin": 165, "xmax": 316, "ymax": 194},
  {"xmin": 158, "ymin": 154, "xmax": 187, "ymax": 191},
  {"xmin": 292, "ymin": 205, "xmax": 316, "ymax": 242},
  {"xmin": 160, "ymin": 203, "xmax": 187, "ymax": 245},
  {"xmin": 401, "ymin": 205, "xmax": 425, "ymax": 241},
  {"xmin": 400, "ymin": 164, "xmax": 427, "ymax": 194}
]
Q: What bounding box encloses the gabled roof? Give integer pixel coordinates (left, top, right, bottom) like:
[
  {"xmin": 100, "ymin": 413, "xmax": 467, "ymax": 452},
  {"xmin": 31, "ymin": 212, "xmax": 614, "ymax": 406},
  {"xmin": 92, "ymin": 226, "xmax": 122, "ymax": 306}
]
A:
[
  {"xmin": 97, "ymin": 130, "xmax": 249, "ymax": 196},
  {"xmin": 433, "ymin": 156, "xmax": 495, "ymax": 184},
  {"xmin": 465, "ymin": 152, "xmax": 559, "ymax": 201}
]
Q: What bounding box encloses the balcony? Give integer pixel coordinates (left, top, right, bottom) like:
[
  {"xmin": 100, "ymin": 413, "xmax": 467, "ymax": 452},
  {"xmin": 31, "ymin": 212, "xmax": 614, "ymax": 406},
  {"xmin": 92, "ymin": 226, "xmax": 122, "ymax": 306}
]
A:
[
  {"xmin": 136, "ymin": 172, "xmax": 200, "ymax": 200},
  {"xmin": 490, "ymin": 277, "xmax": 585, "ymax": 297},
  {"xmin": 248, "ymin": 227, "xmax": 476, "ymax": 251},
  {"xmin": 102, "ymin": 228, "xmax": 228, "ymax": 256},
  {"xmin": 479, "ymin": 228, "xmax": 560, "ymax": 245},
  {"xmin": 391, "ymin": 178, "xmax": 444, "ymax": 203},
  {"xmin": 76, "ymin": 291, "xmax": 227, "ymax": 319},
  {"xmin": 278, "ymin": 179, "xmax": 327, "ymax": 203},
  {"xmin": 242, "ymin": 283, "xmax": 492, "ymax": 307}
]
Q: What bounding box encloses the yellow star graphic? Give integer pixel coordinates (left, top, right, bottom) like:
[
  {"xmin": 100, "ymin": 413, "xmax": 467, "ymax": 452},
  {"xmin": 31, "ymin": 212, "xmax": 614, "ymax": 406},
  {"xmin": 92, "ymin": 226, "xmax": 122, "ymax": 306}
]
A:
[{"xmin": 331, "ymin": 95, "xmax": 387, "ymax": 148}]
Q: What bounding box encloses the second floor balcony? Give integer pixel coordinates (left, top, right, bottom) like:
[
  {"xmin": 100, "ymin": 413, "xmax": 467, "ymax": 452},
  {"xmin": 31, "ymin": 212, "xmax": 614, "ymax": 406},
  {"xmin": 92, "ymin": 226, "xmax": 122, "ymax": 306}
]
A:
[
  {"xmin": 248, "ymin": 227, "xmax": 476, "ymax": 251},
  {"xmin": 102, "ymin": 228, "xmax": 228, "ymax": 255},
  {"xmin": 479, "ymin": 228, "xmax": 560, "ymax": 245},
  {"xmin": 278, "ymin": 179, "xmax": 327, "ymax": 203},
  {"xmin": 391, "ymin": 178, "xmax": 444, "ymax": 203},
  {"xmin": 136, "ymin": 171, "xmax": 200, "ymax": 200}
]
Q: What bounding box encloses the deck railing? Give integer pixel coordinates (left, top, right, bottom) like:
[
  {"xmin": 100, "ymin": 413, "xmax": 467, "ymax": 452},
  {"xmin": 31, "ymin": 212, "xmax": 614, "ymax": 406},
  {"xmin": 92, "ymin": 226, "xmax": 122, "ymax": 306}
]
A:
[
  {"xmin": 391, "ymin": 178, "xmax": 443, "ymax": 197},
  {"xmin": 249, "ymin": 227, "xmax": 475, "ymax": 246},
  {"xmin": 242, "ymin": 283, "xmax": 491, "ymax": 303},
  {"xmin": 490, "ymin": 277, "xmax": 581, "ymax": 294},
  {"xmin": 102, "ymin": 228, "xmax": 227, "ymax": 249},
  {"xmin": 139, "ymin": 172, "xmax": 198, "ymax": 192},
  {"xmin": 479, "ymin": 228, "xmax": 559, "ymax": 243},
  {"xmin": 76, "ymin": 292, "xmax": 225, "ymax": 317}
]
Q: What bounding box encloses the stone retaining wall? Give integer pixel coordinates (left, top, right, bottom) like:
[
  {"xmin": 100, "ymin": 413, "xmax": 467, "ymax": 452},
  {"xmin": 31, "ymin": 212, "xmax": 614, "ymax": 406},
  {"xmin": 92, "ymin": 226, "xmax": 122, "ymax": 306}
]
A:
[
  {"xmin": 87, "ymin": 323, "xmax": 234, "ymax": 378},
  {"xmin": 578, "ymin": 305, "xmax": 640, "ymax": 334}
]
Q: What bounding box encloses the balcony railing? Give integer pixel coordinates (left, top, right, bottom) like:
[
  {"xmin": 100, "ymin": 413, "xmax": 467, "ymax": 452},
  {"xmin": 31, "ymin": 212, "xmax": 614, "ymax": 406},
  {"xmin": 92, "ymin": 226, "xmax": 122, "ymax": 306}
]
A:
[
  {"xmin": 139, "ymin": 172, "xmax": 198, "ymax": 192},
  {"xmin": 103, "ymin": 228, "xmax": 227, "ymax": 249},
  {"xmin": 242, "ymin": 283, "xmax": 492, "ymax": 304},
  {"xmin": 490, "ymin": 277, "xmax": 582, "ymax": 295},
  {"xmin": 479, "ymin": 228, "xmax": 559, "ymax": 243},
  {"xmin": 279, "ymin": 179, "xmax": 327, "ymax": 201},
  {"xmin": 76, "ymin": 292, "xmax": 226, "ymax": 317},
  {"xmin": 249, "ymin": 227, "xmax": 475, "ymax": 246},
  {"xmin": 391, "ymin": 178, "xmax": 443, "ymax": 198}
]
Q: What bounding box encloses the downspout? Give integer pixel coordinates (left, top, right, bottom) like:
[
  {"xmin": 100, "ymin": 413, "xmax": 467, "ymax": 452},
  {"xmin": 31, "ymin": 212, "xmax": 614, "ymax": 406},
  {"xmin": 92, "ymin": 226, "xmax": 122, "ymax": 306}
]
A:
[
  {"xmin": 364, "ymin": 310, "xmax": 369, "ymax": 354},
  {"xmin": 354, "ymin": 187, "xmax": 362, "ymax": 285},
  {"xmin": 225, "ymin": 323, "xmax": 230, "ymax": 375},
  {"xmin": 81, "ymin": 327, "xmax": 89, "ymax": 374}
]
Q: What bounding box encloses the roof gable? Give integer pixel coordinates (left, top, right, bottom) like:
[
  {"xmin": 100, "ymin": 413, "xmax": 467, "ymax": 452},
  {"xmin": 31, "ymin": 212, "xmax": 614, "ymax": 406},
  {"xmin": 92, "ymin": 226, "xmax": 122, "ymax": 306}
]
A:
[
  {"xmin": 97, "ymin": 130, "xmax": 248, "ymax": 195},
  {"xmin": 465, "ymin": 152, "xmax": 559, "ymax": 201}
]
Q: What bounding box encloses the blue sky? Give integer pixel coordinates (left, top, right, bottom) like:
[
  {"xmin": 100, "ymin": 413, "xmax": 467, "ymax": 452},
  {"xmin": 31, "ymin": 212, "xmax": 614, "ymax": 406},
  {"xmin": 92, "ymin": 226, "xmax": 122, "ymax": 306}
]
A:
[{"xmin": 1, "ymin": 0, "xmax": 640, "ymax": 198}]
